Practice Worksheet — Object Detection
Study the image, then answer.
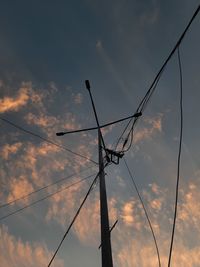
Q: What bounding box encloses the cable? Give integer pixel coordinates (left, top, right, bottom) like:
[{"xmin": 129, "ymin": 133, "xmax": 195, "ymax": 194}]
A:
[
  {"xmin": 0, "ymin": 166, "xmax": 95, "ymax": 210},
  {"xmin": 113, "ymin": 117, "xmax": 134, "ymax": 150},
  {"xmin": 167, "ymin": 46, "xmax": 183, "ymax": 267},
  {"xmin": 121, "ymin": 117, "xmax": 139, "ymax": 152},
  {"xmin": 0, "ymin": 117, "xmax": 98, "ymax": 165},
  {"xmin": 138, "ymin": 5, "xmax": 199, "ymax": 114},
  {"xmin": 47, "ymin": 167, "xmax": 103, "ymax": 267},
  {"xmin": 124, "ymin": 158, "xmax": 161, "ymax": 267},
  {"xmin": 140, "ymin": 71, "xmax": 164, "ymax": 114},
  {"xmin": 120, "ymin": 68, "xmax": 165, "ymax": 153},
  {"xmin": 114, "ymin": 71, "xmax": 162, "ymax": 153},
  {"xmin": 114, "ymin": 5, "xmax": 200, "ymax": 153},
  {"xmin": 0, "ymin": 173, "xmax": 96, "ymax": 221}
]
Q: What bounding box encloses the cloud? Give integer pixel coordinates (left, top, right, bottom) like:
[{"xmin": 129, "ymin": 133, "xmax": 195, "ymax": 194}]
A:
[
  {"xmin": 120, "ymin": 200, "xmax": 137, "ymax": 227},
  {"xmin": 149, "ymin": 198, "xmax": 162, "ymax": 210},
  {"xmin": 0, "ymin": 140, "xmax": 73, "ymax": 210},
  {"xmin": 0, "ymin": 142, "xmax": 22, "ymax": 160},
  {"xmin": 0, "ymin": 81, "xmax": 48, "ymax": 114},
  {"xmin": 113, "ymin": 175, "xmax": 200, "ymax": 267},
  {"xmin": 0, "ymin": 80, "xmax": 4, "ymax": 88},
  {"xmin": 96, "ymin": 40, "xmax": 103, "ymax": 50},
  {"xmin": 25, "ymin": 113, "xmax": 59, "ymax": 127},
  {"xmin": 0, "ymin": 87, "xmax": 29, "ymax": 113},
  {"xmin": 116, "ymin": 236, "xmax": 200, "ymax": 267},
  {"xmin": 6, "ymin": 175, "xmax": 34, "ymax": 205},
  {"xmin": 10, "ymin": 141, "xmax": 69, "ymax": 189},
  {"xmin": 134, "ymin": 114, "xmax": 162, "ymax": 143},
  {"xmin": 144, "ymin": 115, "xmax": 162, "ymax": 132},
  {"xmin": 45, "ymin": 176, "xmax": 90, "ymax": 228},
  {"xmin": 116, "ymin": 114, "xmax": 163, "ymax": 151},
  {"xmin": 178, "ymin": 180, "xmax": 200, "ymax": 233},
  {"xmin": 72, "ymin": 93, "xmax": 83, "ymax": 104},
  {"xmin": 0, "ymin": 83, "xmax": 96, "ymax": 221},
  {"xmin": 71, "ymin": 194, "xmax": 118, "ymax": 246},
  {"xmin": 117, "ymin": 238, "xmax": 162, "ymax": 267},
  {"xmin": 0, "ymin": 225, "xmax": 63, "ymax": 267},
  {"xmin": 74, "ymin": 193, "xmax": 100, "ymax": 245},
  {"xmin": 139, "ymin": 5, "xmax": 160, "ymax": 26}
]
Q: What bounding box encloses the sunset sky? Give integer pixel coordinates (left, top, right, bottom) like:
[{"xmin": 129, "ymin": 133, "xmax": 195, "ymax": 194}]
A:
[{"xmin": 1, "ymin": 1, "xmax": 200, "ymax": 267}]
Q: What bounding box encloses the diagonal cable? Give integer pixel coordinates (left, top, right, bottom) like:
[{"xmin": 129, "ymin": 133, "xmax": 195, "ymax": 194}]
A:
[
  {"xmin": 47, "ymin": 166, "xmax": 106, "ymax": 267},
  {"xmin": 0, "ymin": 117, "xmax": 98, "ymax": 165},
  {"xmin": 0, "ymin": 166, "xmax": 94, "ymax": 210},
  {"xmin": 0, "ymin": 173, "xmax": 95, "ymax": 221},
  {"xmin": 124, "ymin": 158, "xmax": 161, "ymax": 267},
  {"xmin": 115, "ymin": 5, "xmax": 200, "ymax": 153}
]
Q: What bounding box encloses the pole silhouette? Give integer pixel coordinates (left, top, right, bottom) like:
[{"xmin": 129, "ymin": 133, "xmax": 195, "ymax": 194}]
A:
[{"xmin": 98, "ymin": 130, "xmax": 113, "ymax": 267}]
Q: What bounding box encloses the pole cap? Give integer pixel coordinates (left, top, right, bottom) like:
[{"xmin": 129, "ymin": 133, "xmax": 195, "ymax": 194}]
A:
[{"xmin": 85, "ymin": 80, "xmax": 90, "ymax": 90}]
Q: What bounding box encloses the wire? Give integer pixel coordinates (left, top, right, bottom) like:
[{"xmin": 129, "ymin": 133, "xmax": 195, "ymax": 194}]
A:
[
  {"xmin": 0, "ymin": 166, "xmax": 95, "ymax": 210},
  {"xmin": 113, "ymin": 117, "xmax": 134, "ymax": 150},
  {"xmin": 47, "ymin": 168, "xmax": 103, "ymax": 267},
  {"xmin": 138, "ymin": 5, "xmax": 199, "ymax": 114},
  {"xmin": 0, "ymin": 173, "xmax": 96, "ymax": 221},
  {"xmin": 139, "ymin": 71, "xmax": 164, "ymax": 114},
  {"xmin": 114, "ymin": 5, "xmax": 200, "ymax": 153},
  {"xmin": 124, "ymin": 158, "xmax": 161, "ymax": 267},
  {"xmin": 0, "ymin": 117, "xmax": 98, "ymax": 165},
  {"xmin": 120, "ymin": 68, "xmax": 164, "ymax": 153},
  {"xmin": 121, "ymin": 117, "xmax": 139, "ymax": 152},
  {"xmin": 167, "ymin": 46, "xmax": 183, "ymax": 267},
  {"xmin": 114, "ymin": 71, "xmax": 162, "ymax": 153}
]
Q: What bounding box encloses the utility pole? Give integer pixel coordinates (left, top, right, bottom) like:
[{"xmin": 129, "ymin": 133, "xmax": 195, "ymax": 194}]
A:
[
  {"xmin": 98, "ymin": 130, "xmax": 113, "ymax": 267},
  {"xmin": 56, "ymin": 80, "xmax": 114, "ymax": 267},
  {"xmin": 85, "ymin": 80, "xmax": 113, "ymax": 267}
]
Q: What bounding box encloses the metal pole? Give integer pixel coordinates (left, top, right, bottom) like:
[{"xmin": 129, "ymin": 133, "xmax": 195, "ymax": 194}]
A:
[{"xmin": 98, "ymin": 130, "xmax": 113, "ymax": 267}]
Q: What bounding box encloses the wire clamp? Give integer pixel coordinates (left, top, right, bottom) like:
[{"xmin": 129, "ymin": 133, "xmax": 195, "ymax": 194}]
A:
[{"xmin": 106, "ymin": 149, "xmax": 124, "ymax": 164}]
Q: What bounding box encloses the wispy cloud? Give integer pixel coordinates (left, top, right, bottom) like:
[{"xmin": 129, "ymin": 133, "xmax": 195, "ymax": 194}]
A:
[
  {"xmin": 0, "ymin": 225, "xmax": 64, "ymax": 267},
  {"xmin": 139, "ymin": 1, "xmax": 160, "ymax": 26},
  {"xmin": 25, "ymin": 113, "xmax": 59, "ymax": 127},
  {"xmin": 134, "ymin": 114, "xmax": 162, "ymax": 143},
  {"xmin": 1, "ymin": 78, "xmax": 200, "ymax": 267},
  {"xmin": 72, "ymin": 93, "xmax": 83, "ymax": 104},
  {"xmin": 0, "ymin": 142, "xmax": 22, "ymax": 160},
  {"xmin": 0, "ymin": 87, "xmax": 29, "ymax": 113}
]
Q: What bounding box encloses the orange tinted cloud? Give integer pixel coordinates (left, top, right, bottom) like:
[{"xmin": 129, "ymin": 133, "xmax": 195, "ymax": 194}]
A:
[
  {"xmin": 116, "ymin": 236, "xmax": 200, "ymax": 267},
  {"xmin": 6, "ymin": 175, "xmax": 34, "ymax": 205},
  {"xmin": 1, "ymin": 142, "xmax": 22, "ymax": 160},
  {"xmin": 0, "ymin": 88, "xmax": 29, "ymax": 113},
  {"xmin": 0, "ymin": 225, "xmax": 64, "ymax": 267},
  {"xmin": 74, "ymin": 194, "xmax": 100, "ymax": 245},
  {"xmin": 46, "ymin": 178, "xmax": 86, "ymax": 226},
  {"xmin": 25, "ymin": 113, "xmax": 59, "ymax": 127},
  {"xmin": 178, "ymin": 181, "xmax": 200, "ymax": 232},
  {"xmin": 134, "ymin": 115, "xmax": 162, "ymax": 143}
]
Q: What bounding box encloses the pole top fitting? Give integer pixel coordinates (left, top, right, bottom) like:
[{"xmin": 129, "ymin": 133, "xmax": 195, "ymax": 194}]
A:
[{"xmin": 85, "ymin": 80, "xmax": 91, "ymax": 90}]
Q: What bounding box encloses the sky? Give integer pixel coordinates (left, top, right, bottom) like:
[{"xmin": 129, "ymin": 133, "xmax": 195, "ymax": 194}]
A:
[{"xmin": 0, "ymin": 1, "xmax": 200, "ymax": 266}]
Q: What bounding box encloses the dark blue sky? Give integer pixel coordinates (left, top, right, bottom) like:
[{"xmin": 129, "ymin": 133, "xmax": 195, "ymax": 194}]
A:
[{"xmin": 0, "ymin": 1, "xmax": 200, "ymax": 266}]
